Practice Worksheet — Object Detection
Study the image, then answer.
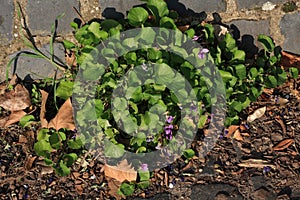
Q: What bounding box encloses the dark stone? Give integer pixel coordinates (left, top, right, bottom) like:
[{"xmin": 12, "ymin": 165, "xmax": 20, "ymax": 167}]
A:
[
  {"xmin": 280, "ymin": 12, "xmax": 300, "ymax": 54},
  {"xmin": 9, "ymin": 43, "xmax": 66, "ymax": 80},
  {"xmin": 27, "ymin": 0, "xmax": 79, "ymax": 34},
  {"xmin": 0, "ymin": 0, "xmax": 14, "ymax": 44},
  {"xmin": 100, "ymin": 0, "xmax": 226, "ymax": 19}
]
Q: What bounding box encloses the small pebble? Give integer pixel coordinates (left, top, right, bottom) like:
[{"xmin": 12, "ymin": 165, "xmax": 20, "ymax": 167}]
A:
[
  {"xmin": 168, "ymin": 183, "xmax": 174, "ymax": 188},
  {"xmin": 262, "ymin": 1, "xmax": 276, "ymax": 11}
]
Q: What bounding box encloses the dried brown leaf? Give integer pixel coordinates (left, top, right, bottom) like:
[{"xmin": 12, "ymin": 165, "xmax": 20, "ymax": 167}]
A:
[
  {"xmin": 233, "ymin": 129, "xmax": 244, "ymax": 141},
  {"xmin": 107, "ymin": 177, "xmax": 124, "ymax": 200},
  {"xmin": 0, "ymin": 84, "xmax": 31, "ymax": 111},
  {"xmin": 247, "ymin": 106, "xmax": 266, "ymax": 123},
  {"xmin": 4, "ymin": 110, "xmax": 27, "ymax": 127},
  {"xmin": 104, "ymin": 159, "xmax": 137, "ymax": 183},
  {"xmin": 272, "ymin": 139, "xmax": 294, "ymax": 151},
  {"xmin": 226, "ymin": 125, "xmax": 239, "ymax": 138},
  {"xmin": 48, "ymin": 98, "xmax": 75, "ymax": 131},
  {"xmin": 39, "ymin": 90, "xmax": 49, "ymax": 128}
]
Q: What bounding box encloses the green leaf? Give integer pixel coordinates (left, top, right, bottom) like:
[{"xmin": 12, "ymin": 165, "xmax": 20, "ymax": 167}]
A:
[
  {"xmin": 37, "ymin": 129, "xmax": 50, "ymax": 141},
  {"xmin": 147, "ymin": 48, "xmax": 162, "ymax": 61},
  {"xmin": 219, "ymin": 70, "xmax": 233, "ymax": 82},
  {"xmin": 63, "ymin": 40, "xmax": 76, "ymax": 50},
  {"xmin": 19, "ymin": 115, "xmax": 35, "ymax": 128},
  {"xmin": 118, "ymin": 182, "xmax": 135, "ymax": 196},
  {"xmin": 183, "ymin": 149, "xmax": 195, "ymax": 159},
  {"xmin": 34, "ymin": 140, "xmax": 52, "ymax": 157},
  {"xmin": 258, "ymin": 34, "xmax": 275, "ymax": 52},
  {"xmin": 138, "ymin": 170, "xmax": 150, "ymax": 181},
  {"xmin": 49, "ymin": 132, "xmax": 61, "ymax": 149},
  {"xmin": 128, "ymin": 7, "xmax": 149, "ymax": 27},
  {"xmin": 198, "ymin": 114, "xmax": 207, "ymax": 128},
  {"xmin": 56, "ymin": 160, "xmax": 71, "ymax": 176},
  {"xmin": 104, "ymin": 140, "xmax": 125, "ymax": 158},
  {"xmin": 265, "ymin": 75, "xmax": 277, "ymax": 88},
  {"xmin": 159, "ymin": 16, "xmax": 176, "ymax": 29},
  {"xmin": 231, "ymin": 50, "xmax": 245, "ymax": 63},
  {"xmin": 289, "ymin": 67, "xmax": 299, "ymax": 79},
  {"xmin": 67, "ymin": 138, "xmax": 84, "ymax": 149},
  {"xmin": 154, "ymin": 63, "xmax": 175, "ymax": 84},
  {"xmin": 56, "ymin": 80, "xmax": 74, "ymax": 100},
  {"xmin": 147, "ymin": 0, "xmax": 169, "ymax": 20},
  {"xmin": 95, "ymin": 99, "xmax": 104, "ymax": 118},
  {"xmin": 63, "ymin": 153, "xmax": 78, "ymax": 167},
  {"xmin": 101, "ymin": 19, "xmax": 121, "ymax": 32},
  {"xmin": 220, "ymin": 33, "xmax": 236, "ymax": 51},
  {"xmin": 203, "ymin": 24, "xmax": 214, "ymax": 44},
  {"xmin": 234, "ymin": 64, "xmax": 246, "ymax": 79},
  {"xmin": 249, "ymin": 67, "xmax": 258, "ymax": 79}
]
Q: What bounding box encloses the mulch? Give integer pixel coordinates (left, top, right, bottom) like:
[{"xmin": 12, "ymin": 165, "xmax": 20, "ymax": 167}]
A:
[{"xmin": 1, "ymin": 62, "xmax": 300, "ymax": 199}]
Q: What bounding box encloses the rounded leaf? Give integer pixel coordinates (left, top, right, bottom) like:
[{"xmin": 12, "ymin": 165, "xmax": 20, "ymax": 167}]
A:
[{"xmin": 128, "ymin": 7, "xmax": 149, "ymax": 27}]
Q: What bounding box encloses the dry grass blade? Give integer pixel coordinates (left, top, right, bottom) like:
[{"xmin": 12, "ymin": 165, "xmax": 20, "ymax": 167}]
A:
[
  {"xmin": 39, "ymin": 90, "xmax": 49, "ymax": 128},
  {"xmin": 272, "ymin": 139, "xmax": 294, "ymax": 151}
]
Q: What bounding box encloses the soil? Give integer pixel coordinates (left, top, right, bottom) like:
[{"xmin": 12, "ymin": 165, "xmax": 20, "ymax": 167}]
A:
[{"xmin": 0, "ymin": 73, "xmax": 300, "ymax": 200}]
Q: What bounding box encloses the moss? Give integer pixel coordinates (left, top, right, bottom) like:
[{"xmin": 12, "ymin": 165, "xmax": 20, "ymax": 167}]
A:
[{"xmin": 282, "ymin": 1, "xmax": 297, "ymax": 13}]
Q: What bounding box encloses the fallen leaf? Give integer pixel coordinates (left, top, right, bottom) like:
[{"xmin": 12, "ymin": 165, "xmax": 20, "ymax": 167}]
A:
[
  {"xmin": 104, "ymin": 159, "xmax": 137, "ymax": 183},
  {"xmin": 225, "ymin": 125, "xmax": 239, "ymax": 138},
  {"xmin": 4, "ymin": 110, "xmax": 27, "ymax": 127},
  {"xmin": 18, "ymin": 135, "xmax": 28, "ymax": 143},
  {"xmin": 39, "ymin": 90, "xmax": 49, "ymax": 128},
  {"xmin": 107, "ymin": 177, "xmax": 124, "ymax": 200},
  {"xmin": 247, "ymin": 107, "xmax": 266, "ymax": 123},
  {"xmin": 48, "ymin": 98, "xmax": 75, "ymax": 131},
  {"xmin": 233, "ymin": 129, "xmax": 244, "ymax": 141},
  {"xmin": 0, "ymin": 84, "xmax": 31, "ymax": 111},
  {"xmin": 272, "ymin": 139, "xmax": 294, "ymax": 151}
]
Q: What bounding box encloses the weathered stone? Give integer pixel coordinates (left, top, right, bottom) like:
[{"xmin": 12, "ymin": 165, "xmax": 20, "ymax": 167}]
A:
[
  {"xmin": 280, "ymin": 12, "xmax": 300, "ymax": 54},
  {"xmin": 229, "ymin": 19, "xmax": 270, "ymax": 56},
  {"xmin": 27, "ymin": 0, "xmax": 80, "ymax": 34},
  {"xmin": 100, "ymin": 0, "xmax": 226, "ymax": 19},
  {"xmin": 9, "ymin": 43, "xmax": 65, "ymax": 80},
  {"xmin": 236, "ymin": 0, "xmax": 286, "ymax": 10},
  {"xmin": 0, "ymin": 0, "xmax": 14, "ymax": 44}
]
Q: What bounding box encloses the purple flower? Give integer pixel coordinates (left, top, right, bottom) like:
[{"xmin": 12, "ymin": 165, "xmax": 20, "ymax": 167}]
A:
[
  {"xmin": 263, "ymin": 166, "xmax": 271, "ymax": 174},
  {"xmin": 140, "ymin": 163, "xmax": 148, "ymax": 171},
  {"xmin": 192, "ymin": 35, "xmax": 200, "ymax": 41},
  {"xmin": 166, "ymin": 116, "xmax": 174, "ymax": 123},
  {"xmin": 164, "ymin": 124, "xmax": 173, "ymax": 135},
  {"xmin": 198, "ymin": 48, "xmax": 209, "ymax": 59}
]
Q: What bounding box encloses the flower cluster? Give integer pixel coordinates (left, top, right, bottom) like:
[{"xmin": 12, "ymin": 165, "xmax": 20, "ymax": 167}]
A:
[{"xmin": 164, "ymin": 116, "xmax": 174, "ymax": 140}]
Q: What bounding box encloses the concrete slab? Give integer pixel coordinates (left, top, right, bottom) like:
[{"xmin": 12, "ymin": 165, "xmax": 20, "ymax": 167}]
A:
[
  {"xmin": 99, "ymin": 0, "xmax": 226, "ymax": 19},
  {"xmin": 236, "ymin": 0, "xmax": 286, "ymax": 10},
  {"xmin": 9, "ymin": 43, "xmax": 65, "ymax": 80},
  {"xmin": 0, "ymin": 0, "xmax": 14, "ymax": 45},
  {"xmin": 27, "ymin": 0, "xmax": 80, "ymax": 35},
  {"xmin": 280, "ymin": 11, "xmax": 300, "ymax": 54}
]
